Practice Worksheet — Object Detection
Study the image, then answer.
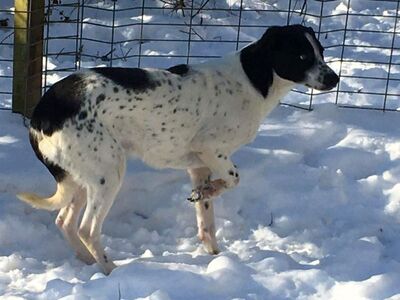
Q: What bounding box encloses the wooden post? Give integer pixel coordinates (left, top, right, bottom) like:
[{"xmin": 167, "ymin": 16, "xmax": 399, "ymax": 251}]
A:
[{"xmin": 12, "ymin": 0, "xmax": 44, "ymax": 117}]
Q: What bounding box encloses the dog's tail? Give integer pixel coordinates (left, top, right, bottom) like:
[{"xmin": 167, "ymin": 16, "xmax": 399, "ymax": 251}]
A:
[
  {"xmin": 17, "ymin": 176, "xmax": 78, "ymax": 211},
  {"xmin": 17, "ymin": 129, "xmax": 78, "ymax": 211},
  {"xmin": 17, "ymin": 177, "xmax": 78, "ymax": 211}
]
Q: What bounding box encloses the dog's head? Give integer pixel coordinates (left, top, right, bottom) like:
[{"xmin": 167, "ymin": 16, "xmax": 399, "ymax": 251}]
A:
[{"xmin": 260, "ymin": 25, "xmax": 339, "ymax": 91}]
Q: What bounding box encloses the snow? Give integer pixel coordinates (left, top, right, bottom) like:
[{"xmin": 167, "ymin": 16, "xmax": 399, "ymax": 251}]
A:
[
  {"xmin": 2, "ymin": 0, "xmax": 400, "ymax": 299},
  {"xmin": 2, "ymin": 103, "xmax": 400, "ymax": 299}
]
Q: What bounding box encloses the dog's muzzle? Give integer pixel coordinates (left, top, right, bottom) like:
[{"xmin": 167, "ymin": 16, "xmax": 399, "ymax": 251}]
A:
[
  {"xmin": 305, "ymin": 63, "xmax": 339, "ymax": 91},
  {"xmin": 320, "ymin": 68, "xmax": 339, "ymax": 90}
]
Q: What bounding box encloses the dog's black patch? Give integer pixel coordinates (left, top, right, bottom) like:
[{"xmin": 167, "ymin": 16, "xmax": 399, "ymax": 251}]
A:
[
  {"xmin": 268, "ymin": 26, "xmax": 318, "ymax": 83},
  {"xmin": 167, "ymin": 64, "xmax": 189, "ymax": 76},
  {"xmin": 29, "ymin": 131, "xmax": 66, "ymax": 182},
  {"xmin": 240, "ymin": 25, "xmax": 321, "ymax": 97},
  {"xmin": 92, "ymin": 68, "xmax": 155, "ymax": 91},
  {"xmin": 31, "ymin": 74, "xmax": 85, "ymax": 136},
  {"xmin": 240, "ymin": 34, "xmax": 274, "ymax": 97}
]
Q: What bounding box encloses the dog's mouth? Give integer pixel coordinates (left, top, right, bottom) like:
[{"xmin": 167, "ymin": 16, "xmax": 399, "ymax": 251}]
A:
[
  {"xmin": 305, "ymin": 78, "xmax": 339, "ymax": 91},
  {"xmin": 304, "ymin": 64, "xmax": 339, "ymax": 91}
]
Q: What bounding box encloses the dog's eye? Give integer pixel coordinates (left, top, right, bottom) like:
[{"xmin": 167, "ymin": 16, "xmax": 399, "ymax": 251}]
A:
[{"xmin": 299, "ymin": 54, "xmax": 308, "ymax": 61}]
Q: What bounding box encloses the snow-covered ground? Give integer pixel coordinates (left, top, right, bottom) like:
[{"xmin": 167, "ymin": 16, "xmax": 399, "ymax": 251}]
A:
[
  {"xmin": 2, "ymin": 0, "xmax": 400, "ymax": 299},
  {"xmin": 2, "ymin": 104, "xmax": 400, "ymax": 299}
]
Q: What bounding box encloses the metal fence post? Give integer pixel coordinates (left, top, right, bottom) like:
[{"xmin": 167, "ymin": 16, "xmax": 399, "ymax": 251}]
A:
[{"xmin": 12, "ymin": 0, "xmax": 45, "ymax": 118}]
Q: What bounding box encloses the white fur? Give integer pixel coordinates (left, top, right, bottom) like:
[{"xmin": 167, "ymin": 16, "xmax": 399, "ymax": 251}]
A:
[{"xmin": 39, "ymin": 53, "xmax": 292, "ymax": 185}]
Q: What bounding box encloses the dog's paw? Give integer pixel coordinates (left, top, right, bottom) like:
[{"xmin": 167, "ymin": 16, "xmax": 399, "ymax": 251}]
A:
[
  {"xmin": 76, "ymin": 252, "xmax": 96, "ymax": 265},
  {"xmin": 187, "ymin": 189, "xmax": 203, "ymax": 202},
  {"xmin": 224, "ymin": 167, "xmax": 240, "ymax": 188},
  {"xmin": 187, "ymin": 179, "xmax": 227, "ymax": 202}
]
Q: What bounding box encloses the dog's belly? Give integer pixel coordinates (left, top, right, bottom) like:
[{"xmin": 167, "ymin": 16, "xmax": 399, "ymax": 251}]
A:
[
  {"xmin": 117, "ymin": 129, "xmax": 203, "ymax": 169},
  {"xmin": 124, "ymin": 140, "xmax": 204, "ymax": 169},
  {"xmin": 113, "ymin": 109, "xmax": 261, "ymax": 170},
  {"xmin": 142, "ymin": 150, "xmax": 204, "ymax": 169}
]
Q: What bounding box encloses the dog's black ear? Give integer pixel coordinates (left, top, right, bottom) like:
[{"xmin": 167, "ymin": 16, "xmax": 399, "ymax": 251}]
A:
[{"xmin": 259, "ymin": 26, "xmax": 281, "ymax": 51}]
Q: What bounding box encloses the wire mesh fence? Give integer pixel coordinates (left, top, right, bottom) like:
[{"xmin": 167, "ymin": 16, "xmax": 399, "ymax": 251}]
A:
[{"xmin": 1, "ymin": 0, "xmax": 400, "ymax": 113}]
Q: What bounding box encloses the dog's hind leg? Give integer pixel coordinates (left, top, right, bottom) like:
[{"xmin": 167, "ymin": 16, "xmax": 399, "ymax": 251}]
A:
[
  {"xmin": 188, "ymin": 167, "xmax": 220, "ymax": 254},
  {"xmin": 56, "ymin": 187, "xmax": 96, "ymax": 265},
  {"xmin": 77, "ymin": 153, "xmax": 126, "ymax": 275}
]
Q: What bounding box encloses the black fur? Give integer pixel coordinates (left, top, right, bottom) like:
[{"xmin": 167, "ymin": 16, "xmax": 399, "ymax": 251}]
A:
[
  {"xmin": 240, "ymin": 25, "xmax": 323, "ymax": 97},
  {"xmin": 29, "ymin": 131, "xmax": 66, "ymax": 182},
  {"xmin": 167, "ymin": 64, "xmax": 189, "ymax": 76},
  {"xmin": 240, "ymin": 32, "xmax": 274, "ymax": 97},
  {"xmin": 268, "ymin": 26, "xmax": 319, "ymax": 83},
  {"xmin": 30, "ymin": 74, "xmax": 84, "ymax": 136},
  {"xmin": 92, "ymin": 68, "xmax": 155, "ymax": 91}
]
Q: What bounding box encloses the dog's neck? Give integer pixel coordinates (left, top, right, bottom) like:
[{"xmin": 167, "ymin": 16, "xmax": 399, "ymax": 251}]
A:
[
  {"xmin": 268, "ymin": 72, "xmax": 295, "ymax": 104},
  {"xmin": 239, "ymin": 39, "xmax": 293, "ymax": 99}
]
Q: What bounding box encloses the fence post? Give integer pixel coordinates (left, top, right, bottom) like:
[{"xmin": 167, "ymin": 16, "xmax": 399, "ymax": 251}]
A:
[{"xmin": 12, "ymin": 0, "xmax": 45, "ymax": 118}]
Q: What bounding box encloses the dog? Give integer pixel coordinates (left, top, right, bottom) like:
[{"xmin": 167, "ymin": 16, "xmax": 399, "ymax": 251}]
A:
[{"xmin": 17, "ymin": 24, "xmax": 339, "ymax": 274}]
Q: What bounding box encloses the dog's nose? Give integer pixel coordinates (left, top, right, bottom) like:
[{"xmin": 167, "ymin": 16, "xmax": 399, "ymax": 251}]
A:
[{"xmin": 323, "ymin": 72, "xmax": 339, "ymax": 87}]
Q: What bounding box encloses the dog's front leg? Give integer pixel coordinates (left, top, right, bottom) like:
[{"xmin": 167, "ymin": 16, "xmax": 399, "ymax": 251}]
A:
[
  {"xmin": 187, "ymin": 167, "xmax": 220, "ymax": 254},
  {"xmin": 197, "ymin": 149, "xmax": 239, "ymax": 190}
]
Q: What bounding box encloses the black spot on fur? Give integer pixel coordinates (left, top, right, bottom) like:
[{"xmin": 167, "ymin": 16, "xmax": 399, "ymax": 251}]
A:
[
  {"xmin": 29, "ymin": 131, "xmax": 66, "ymax": 182},
  {"xmin": 30, "ymin": 74, "xmax": 84, "ymax": 136},
  {"xmin": 96, "ymin": 94, "xmax": 105, "ymax": 104},
  {"xmin": 78, "ymin": 111, "xmax": 87, "ymax": 120},
  {"xmin": 204, "ymin": 201, "xmax": 209, "ymax": 210},
  {"xmin": 100, "ymin": 178, "xmax": 105, "ymax": 185},
  {"xmin": 167, "ymin": 64, "xmax": 189, "ymax": 76},
  {"xmin": 92, "ymin": 68, "xmax": 155, "ymax": 92}
]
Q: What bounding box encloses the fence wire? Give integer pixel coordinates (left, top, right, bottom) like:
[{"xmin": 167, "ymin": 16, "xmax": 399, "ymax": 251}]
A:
[{"xmin": 1, "ymin": 0, "xmax": 400, "ymax": 112}]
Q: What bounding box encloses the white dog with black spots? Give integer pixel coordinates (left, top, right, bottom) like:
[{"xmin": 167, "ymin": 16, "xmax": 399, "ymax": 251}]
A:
[{"xmin": 18, "ymin": 24, "xmax": 339, "ymax": 274}]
